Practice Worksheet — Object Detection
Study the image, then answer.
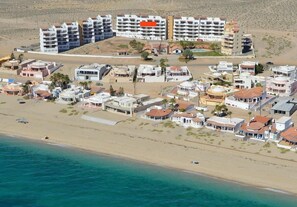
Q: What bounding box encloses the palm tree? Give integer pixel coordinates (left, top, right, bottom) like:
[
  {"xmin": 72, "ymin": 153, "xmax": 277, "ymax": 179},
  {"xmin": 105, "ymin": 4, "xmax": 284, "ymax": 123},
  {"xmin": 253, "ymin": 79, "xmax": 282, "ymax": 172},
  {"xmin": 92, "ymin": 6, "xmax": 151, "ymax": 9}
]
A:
[
  {"xmin": 161, "ymin": 99, "xmax": 168, "ymax": 108},
  {"xmin": 169, "ymin": 98, "xmax": 176, "ymax": 110},
  {"xmin": 159, "ymin": 58, "xmax": 168, "ymax": 75}
]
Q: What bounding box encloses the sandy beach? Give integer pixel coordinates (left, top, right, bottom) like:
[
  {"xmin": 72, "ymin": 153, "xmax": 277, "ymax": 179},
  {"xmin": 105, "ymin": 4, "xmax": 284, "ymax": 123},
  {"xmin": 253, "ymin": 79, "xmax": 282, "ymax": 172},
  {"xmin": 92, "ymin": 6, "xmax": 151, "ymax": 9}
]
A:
[{"xmin": 0, "ymin": 94, "xmax": 297, "ymax": 195}]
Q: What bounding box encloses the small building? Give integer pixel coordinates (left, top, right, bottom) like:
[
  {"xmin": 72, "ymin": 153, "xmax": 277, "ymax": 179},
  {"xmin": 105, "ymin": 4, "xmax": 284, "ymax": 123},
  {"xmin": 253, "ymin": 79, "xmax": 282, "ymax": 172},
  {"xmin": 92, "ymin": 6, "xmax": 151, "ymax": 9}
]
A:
[
  {"xmin": 225, "ymin": 87, "xmax": 266, "ymax": 110},
  {"xmin": 137, "ymin": 64, "xmax": 164, "ymax": 82},
  {"xmin": 2, "ymin": 83, "xmax": 23, "ymax": 96},
  {"xmin": 205, "ymin": 116, "xmax": 244, "ymax": 133},
  {"xmin": 145, "ymin": 107, "xmax": 173, "ymax": 121},
  {"xmin": 56, "ymin": 86, "xmax": 90, "ymax": 104},
  {"xmin": 234, "ymin": 72, "xmax": 265, "ymax": 89},
  {"xmin": 201, "ymin": 85, "xmax": 232, "ymax": 106},
  {"xmin": 238, "ymin": 116, "xmax": 273, "ymax": 141},
  {"xmin": 271, "ymin": 65, "xmax": 297, "ymax": 80},
  {"xmin": 103, "ymin": 96, "xmax": 137, "ymax": 116},
  {"xmin": 266, "ymin": 76, "xmax": 297, "ymax": 97},
  {"xmin": 209, "ymin": 61, "xmax": 234, "ymax": 73},
  {"xmin": 104, "ymin": 65, "xmax": 135, "ymax": 83},
  {"xmin": 277, "ymin": 127, "xmax": 297, "ymax": 151},
  {"xmin": 32, "ymin": 83, "xmax": 52, "ymax": 99},
  {"xmin": 270, "ymin": 97, "xmax": 297, "ymax": 116},
  {"xmin": 239, "ymin": 61, "xmax": 258, "ymax": 75},
  {"xmin": 171, "ymin": 112, "xmax": 205, "ymax": 128},
  {"xmin": 82, "ymin": 92, "xmax": 111, "ymax": 108},
  {"xmin": 268, "ymin": 116, "xmax": 294, "ymax": 142},
  {"xmin": 75, "ymin": 64, "xmax": 108, "ymax": 81},
  {"xmin": 165, "ymin": 66, "xmax": 192, "ymax": 82},
  {"xmin": 20, "ymin": 60, "xmax": 60, "ymax": 80}
]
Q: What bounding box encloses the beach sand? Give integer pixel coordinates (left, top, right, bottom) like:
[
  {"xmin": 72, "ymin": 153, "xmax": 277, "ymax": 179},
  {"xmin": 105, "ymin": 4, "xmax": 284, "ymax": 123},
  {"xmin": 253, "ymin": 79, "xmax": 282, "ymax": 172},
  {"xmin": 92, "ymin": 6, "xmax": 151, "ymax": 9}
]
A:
[{"xmin": 0, "ymin": 94, "xmax": 297, "ymax": 195}]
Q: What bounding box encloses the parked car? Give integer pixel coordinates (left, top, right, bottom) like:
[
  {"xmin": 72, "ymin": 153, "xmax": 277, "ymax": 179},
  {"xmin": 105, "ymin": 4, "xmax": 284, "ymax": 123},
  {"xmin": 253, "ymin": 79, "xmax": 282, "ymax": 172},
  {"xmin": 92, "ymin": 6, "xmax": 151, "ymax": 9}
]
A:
[
  {"xmin": 266, "ymin": 61, "xmax": 274, "ymax": 65},
  {"xmin": 16, "ymin": 118, "xmax": 28, "ymax": 124},
  {"xmin": 195, "ymin": 106, "xmax": 208, "ymax": 112}
]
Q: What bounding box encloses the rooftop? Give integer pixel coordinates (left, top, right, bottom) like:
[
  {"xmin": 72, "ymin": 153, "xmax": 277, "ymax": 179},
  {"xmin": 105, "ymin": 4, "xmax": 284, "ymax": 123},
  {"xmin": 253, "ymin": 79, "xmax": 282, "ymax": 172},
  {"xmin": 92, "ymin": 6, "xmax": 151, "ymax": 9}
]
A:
[
  {"xmin": 234, "ymin": 87, "xmax": 263, "ymax": 99},
  {"xmin": 146, "ymin": 109, "xmax": 172, "ymax": 118},
  {"xmin": 281, "ymin": 127, "xmax": 297, "ymax": 143},
  {"xmin": 207, "ymin": 116, "xmax": 244, "ymax": 127}
]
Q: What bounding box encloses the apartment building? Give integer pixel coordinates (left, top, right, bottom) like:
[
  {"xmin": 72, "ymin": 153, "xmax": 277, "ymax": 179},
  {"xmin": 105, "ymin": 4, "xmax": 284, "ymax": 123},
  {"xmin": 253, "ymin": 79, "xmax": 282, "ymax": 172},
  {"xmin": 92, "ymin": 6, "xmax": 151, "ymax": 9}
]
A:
[
  {"xmin": 198, "ymin": 17, "xmax": 226, "ymax": 41},
  {"xmin": 40, "ymin": 15, "xmax": 112, "ymax": 53},
  {"xmin": 65, "ymin": 22, "xmax": 81, "ymax": 49},
  {"xmin": 116, "ymin": 14, "xmax": 167, "ymax": 40},
  {"xmin": 40, "ymin": 26, "xmax": 59, "ymax": 53},
  {"xmin": 81, "ymin": 15, "xmax": 113, "ymax": 44},
  {"xmin": 221, "ymin": 21, "xmax": 243, "ymax": 55}
]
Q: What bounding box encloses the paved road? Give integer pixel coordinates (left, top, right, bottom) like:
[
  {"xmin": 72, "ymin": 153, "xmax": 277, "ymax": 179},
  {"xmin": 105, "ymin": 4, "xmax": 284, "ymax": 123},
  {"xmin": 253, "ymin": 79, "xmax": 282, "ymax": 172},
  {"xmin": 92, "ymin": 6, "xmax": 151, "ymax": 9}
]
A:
[{"xmin": 15, "ymin": 51, "xmax": 248, "ymax": 67}]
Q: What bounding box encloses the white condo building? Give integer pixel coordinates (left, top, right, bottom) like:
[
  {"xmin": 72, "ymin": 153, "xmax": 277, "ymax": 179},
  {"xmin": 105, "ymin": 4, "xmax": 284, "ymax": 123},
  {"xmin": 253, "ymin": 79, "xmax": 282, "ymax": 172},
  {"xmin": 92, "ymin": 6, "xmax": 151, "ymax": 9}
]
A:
[
  {"xmin": 40, "ymin": 15, "xmax": 112, "ymax": 53},
  {"xmin": 40, "ymin": 26, "xmax": 59, "ymax": 53},
  {"xmin": 81, "ymin": 15, "xmax": 113, "ymax": 44},
  {"xmin": 116, "ymin": 14, "xmax": 167, "ymax": 40},
  {"xmin": 171, "ymin": 16, "xmax": 226, "ymax": 42}
]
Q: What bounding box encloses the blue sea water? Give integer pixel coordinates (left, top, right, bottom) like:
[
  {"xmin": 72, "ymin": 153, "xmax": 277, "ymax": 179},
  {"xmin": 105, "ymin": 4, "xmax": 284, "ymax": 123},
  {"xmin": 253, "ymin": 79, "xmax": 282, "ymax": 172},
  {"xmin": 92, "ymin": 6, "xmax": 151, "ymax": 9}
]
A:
[{"xmin": 0, "ymin": 136, "xmax": 296, "ymax": 207}]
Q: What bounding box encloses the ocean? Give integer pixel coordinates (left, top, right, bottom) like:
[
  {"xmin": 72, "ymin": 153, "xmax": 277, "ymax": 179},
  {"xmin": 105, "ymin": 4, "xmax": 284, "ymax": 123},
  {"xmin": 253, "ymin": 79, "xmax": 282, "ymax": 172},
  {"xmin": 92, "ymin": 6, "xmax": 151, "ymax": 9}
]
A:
[{"xmin": 0, "ymin": 135, "xmax": 296, "ymax": 207}]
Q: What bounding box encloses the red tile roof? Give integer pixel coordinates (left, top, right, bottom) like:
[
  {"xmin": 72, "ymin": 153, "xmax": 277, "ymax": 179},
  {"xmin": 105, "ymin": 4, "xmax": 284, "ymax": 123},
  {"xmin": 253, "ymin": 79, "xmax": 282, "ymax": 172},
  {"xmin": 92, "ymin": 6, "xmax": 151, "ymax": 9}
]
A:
[
  {"xmin": 146, "ymin": 109, "xmax": 172, "ymax": 118},
  {"xmin": 253, "ymin": 116, "xmax": 271, "ymax": 124},
  {"xmin": 281, "ymin": 127, "xmax": 297, "ymax": 143},
  {"xmin": 234, "ymin": 87, "xmax": 263, "ymax": 99}
]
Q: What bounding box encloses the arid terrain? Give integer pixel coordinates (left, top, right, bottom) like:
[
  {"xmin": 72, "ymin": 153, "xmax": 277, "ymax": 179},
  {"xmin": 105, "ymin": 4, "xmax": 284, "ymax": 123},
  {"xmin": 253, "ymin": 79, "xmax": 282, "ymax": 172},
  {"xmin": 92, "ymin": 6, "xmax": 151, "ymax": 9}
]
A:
[{"xmin": 1, "ymin": 0, "xmax": 297, "ymax": 63}]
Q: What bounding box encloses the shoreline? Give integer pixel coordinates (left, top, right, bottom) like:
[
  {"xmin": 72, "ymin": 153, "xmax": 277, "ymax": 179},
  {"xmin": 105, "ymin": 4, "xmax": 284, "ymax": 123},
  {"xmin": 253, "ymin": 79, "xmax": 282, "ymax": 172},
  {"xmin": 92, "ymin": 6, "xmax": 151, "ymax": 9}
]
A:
[
  {"xmin": 0, "ymin": 95, "xmax": 297, "ymax": 196},
  {"xmin": 0, "ymin": 132, "xmax": 295, "ymax": 197}
]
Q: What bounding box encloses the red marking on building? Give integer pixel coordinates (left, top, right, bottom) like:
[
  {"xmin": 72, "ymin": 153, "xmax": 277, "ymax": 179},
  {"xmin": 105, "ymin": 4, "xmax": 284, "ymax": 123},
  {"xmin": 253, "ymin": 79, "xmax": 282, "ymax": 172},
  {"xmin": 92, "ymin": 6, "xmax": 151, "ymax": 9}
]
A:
[{"xmin": 140, "ymin": 21, "xmax": 157, "ymax": 27}]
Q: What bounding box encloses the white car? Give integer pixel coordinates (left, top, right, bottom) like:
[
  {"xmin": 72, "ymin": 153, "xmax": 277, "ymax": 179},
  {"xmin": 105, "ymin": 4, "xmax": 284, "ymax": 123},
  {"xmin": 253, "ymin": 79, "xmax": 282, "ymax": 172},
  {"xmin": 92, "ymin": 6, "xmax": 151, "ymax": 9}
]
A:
[{"xmin": 195, "ymin": 106, "xmax": 208, "ymax": 112}]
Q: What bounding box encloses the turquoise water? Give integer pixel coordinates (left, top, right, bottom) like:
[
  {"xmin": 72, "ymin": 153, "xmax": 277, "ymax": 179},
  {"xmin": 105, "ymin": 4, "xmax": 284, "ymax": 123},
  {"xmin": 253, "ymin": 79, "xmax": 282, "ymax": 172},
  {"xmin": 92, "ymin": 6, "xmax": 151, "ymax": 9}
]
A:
[{"xmin": 0, "ymin": 135, "xmax": 296, "ymax": 207}]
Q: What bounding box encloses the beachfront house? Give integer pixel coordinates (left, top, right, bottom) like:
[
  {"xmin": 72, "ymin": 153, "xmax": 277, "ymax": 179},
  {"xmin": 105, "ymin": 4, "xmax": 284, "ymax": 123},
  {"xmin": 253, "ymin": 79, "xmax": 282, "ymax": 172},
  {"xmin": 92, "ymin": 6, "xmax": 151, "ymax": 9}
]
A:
[
  {"xmin": 237, "ymin": 116, "xmax": 273, "ymax": 141},
  {"xmin": 144, "ymin": 106, "xmax": 173, "ymax": 121},
  {"xmin": 2, "ymin": 83, "xmax": 23, "ymax": 96},
  {"xmin": 171, "ymin": 112, "xmax": 205, "ymax": 128},
  {"xmin": 56, "ymin": 85, "xmax": 90, "ymax": 104},
  {"xmin": 103, "ymin": 94, "xmax": 163, "ymax": 117},
  {"xmin": 75, "ymin": 64, "xmax": 109, "ymax": 82},
  {"xmin": 20, "ymin": 60, "xmax": 61, "ymax": 80},
  {"xmin": 205, "ymin": 116, "xmax": 245, "ymax": 133},
  {"xmin": 270, "ymin": 97, "xmax": 297, "ymax": 116},
  {"xmin": 225, "ymin": 87, "xmax": 266, "ymax": 110},
  {"xmin": 82, "ymin": 92, "xmax": 111, "ymax": 108},
  {"xmin": 32, "ymin": 83, "xmax": 52, "ymax": 100},
  {"xmin": 277, "ymin": 127, "xmax": 297, "ymax": 151},
  {"xmin": 103, "ymin": 96, "xmax": 137, "ymax": 116},
  {"xmin": 267, "ymin": 116, "xmax": 294, "ymax": 142},
  {"xmin": 165, "ymin": 66, "xmax": 192, "ymax": 82},
  {"xmin": 137, "ymin": 64, "xmax": 164, "ymax": 82},
  {"xmin": 239, "ymin": 61, "xmax": 258, "ymax": 75}
]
